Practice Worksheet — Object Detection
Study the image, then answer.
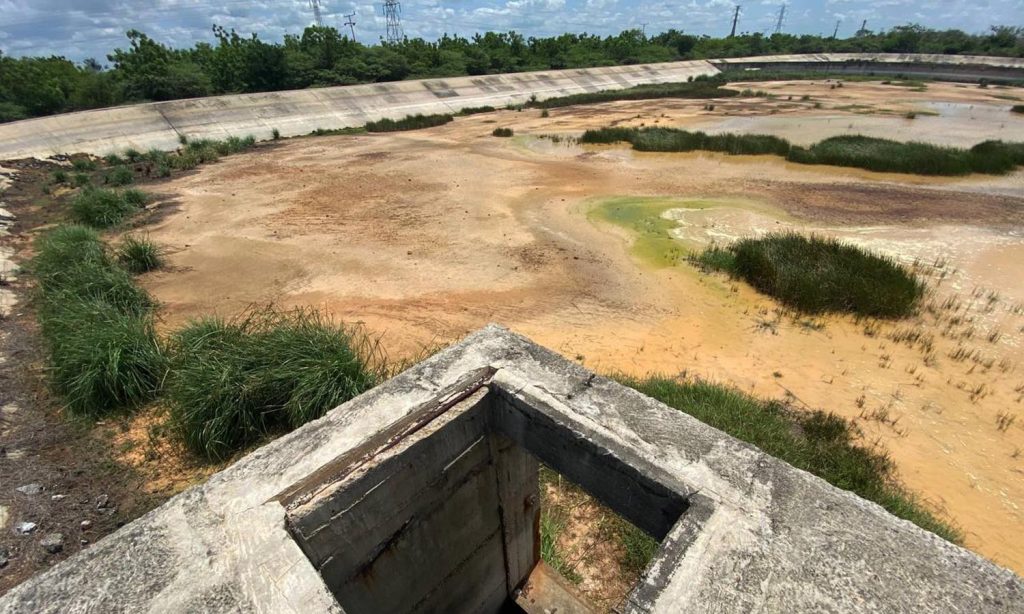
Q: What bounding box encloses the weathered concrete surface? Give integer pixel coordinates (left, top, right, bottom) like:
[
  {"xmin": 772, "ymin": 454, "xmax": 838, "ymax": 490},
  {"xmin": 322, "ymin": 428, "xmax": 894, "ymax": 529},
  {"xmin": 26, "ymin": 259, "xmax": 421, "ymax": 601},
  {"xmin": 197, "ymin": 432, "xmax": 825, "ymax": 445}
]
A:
[
  {"xmin": 0, "ymin": 325, "xmax": 1022, "ymax": 612},
  {"xmin": 1, "ymin": 53, "xmax": 1021, "ymax": 160}
]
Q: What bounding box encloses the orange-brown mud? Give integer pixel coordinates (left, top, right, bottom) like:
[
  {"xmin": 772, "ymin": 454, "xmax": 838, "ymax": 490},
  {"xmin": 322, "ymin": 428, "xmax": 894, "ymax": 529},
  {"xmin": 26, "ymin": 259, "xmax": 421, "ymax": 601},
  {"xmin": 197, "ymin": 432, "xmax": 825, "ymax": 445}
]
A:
[{"xmin": 135, "ymin": 80, "xmax": 1024, "ymax": 572}]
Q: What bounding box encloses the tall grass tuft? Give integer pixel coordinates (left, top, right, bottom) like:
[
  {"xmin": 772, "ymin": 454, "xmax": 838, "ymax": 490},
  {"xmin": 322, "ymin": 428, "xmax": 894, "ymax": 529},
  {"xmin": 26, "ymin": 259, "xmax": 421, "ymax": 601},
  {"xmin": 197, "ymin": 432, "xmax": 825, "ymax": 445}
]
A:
[
  {"xmin": 619, "ymin": 374, "xmax": 961, "ymax": 543},
  {"xmin": 696, "ymin": 233, "xmax": 924, "ymax": 318},
  {"xmin": 32, "ymin": 225, "xmax": 165, "ymax": 416},
  {"xmin": 536, "ymin": 80, "xmax": 737, "ymax": 109},
  {"xmin": 70, "ymin": 187, "xmax": 145, "ymax": 228},
  {"xmin": 365, "ymin": 113, "xmax": 453, "ymax": 132},
  {"xmin": 166, "ymin": 306, "xmax": 384, "ymax": 460},
  {"xmin": 117, "ymin": 235, "xmax": 163, "ymax": 274},
  {"xmin": 492, "ymin": 127, "xmax": 514, "ymax": 137}
]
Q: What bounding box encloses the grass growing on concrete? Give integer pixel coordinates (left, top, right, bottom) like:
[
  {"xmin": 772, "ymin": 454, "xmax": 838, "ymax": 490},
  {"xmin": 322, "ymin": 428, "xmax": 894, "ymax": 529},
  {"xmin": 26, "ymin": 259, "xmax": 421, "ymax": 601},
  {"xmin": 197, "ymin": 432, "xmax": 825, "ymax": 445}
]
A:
[
  {"xmin": 695, "ymin": 233, "xmax": 924, "ymax": 318},
  {"xmin": 583, "ymin": 126, "xmax": 1024, "ymax": 176},
  {"xmin": 117, "ymin": 235, "xmax": 163, "ymax": 274},
  {"xmin": 166, "ymin": 306, "xmax": 383, "ymax": 460},
  {"xmin": 365, "ymin": 113, "xmax": 453, "ymax": 132},
  {"xmin": 32, "ymin": 225, "xmax": 166, "ymax": 416},
  {"xmin": 534, "ymin": 80, "xmax": 738, "ymax": 109},
  {"xmin": 618, "ymin": 374, "xmax": 962, "ymax": 543},
  {"xmin": 70, "ymin": 187, "xmax": 145, "ymax": 228}
]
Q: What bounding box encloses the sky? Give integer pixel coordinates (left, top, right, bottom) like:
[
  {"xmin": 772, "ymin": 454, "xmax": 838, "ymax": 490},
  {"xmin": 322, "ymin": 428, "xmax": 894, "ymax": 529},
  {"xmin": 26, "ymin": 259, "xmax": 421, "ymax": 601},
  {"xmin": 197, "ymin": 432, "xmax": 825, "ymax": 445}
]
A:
[{"xmin": 0, "ymin": 0, "xmax": 1021, "ymax": 62}]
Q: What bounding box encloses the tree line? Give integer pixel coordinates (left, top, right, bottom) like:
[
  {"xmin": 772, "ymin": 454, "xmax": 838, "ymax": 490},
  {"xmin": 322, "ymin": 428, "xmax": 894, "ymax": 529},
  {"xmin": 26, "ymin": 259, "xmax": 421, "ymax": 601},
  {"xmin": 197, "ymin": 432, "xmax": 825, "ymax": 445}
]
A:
[{"xmin": 2, "ymin": 24, "xmax": 1022, "ymax": 123}]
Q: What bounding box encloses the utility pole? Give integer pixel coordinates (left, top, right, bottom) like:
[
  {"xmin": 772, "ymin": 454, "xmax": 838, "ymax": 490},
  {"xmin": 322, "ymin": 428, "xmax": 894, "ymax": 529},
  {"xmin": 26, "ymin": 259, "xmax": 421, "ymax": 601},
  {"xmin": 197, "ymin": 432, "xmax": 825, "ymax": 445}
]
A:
[
  {"xmin": 309, "ymin": 0, "xmax": 324, "ymax": 27},
  {"xmin": 344, "ymin": 12, "xmax": 357, "ymax": 41},
  {"xmin": 832, "ymin": 19, "xmax": 841, "ymax": 39},
  {"xmin": 640, "ymin": 22, "xmax": 648, "ymax": 37},
  {"xmin": 773, "ymin": 4, "xmax": 786, "ymax": 35},
  {"xmin": 729, "ymin": 4, "xmax": 741, "ymax": 38},
  {"xmin": 383, "ymin": 0, "xmax": 403, "ymax": 44}
]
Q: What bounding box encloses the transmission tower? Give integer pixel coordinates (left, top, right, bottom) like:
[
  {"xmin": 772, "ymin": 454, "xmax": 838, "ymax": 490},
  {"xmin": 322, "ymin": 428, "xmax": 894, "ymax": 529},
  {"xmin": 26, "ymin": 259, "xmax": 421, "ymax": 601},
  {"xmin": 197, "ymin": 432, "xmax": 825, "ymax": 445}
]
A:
[
  {"xmin": 383, "ymin": 0, "xmax": 403, "ymax": 44},
  {"xmin": 832, "ymin": 19, "xmax": 841, "ymax": 39},
  {"xmin": 729, "ymin": 4, "xmax": 741, "ymax": 38},
  {"xmin": 855, "ymin": 19, "xmax": 870, "ymax": 37},
  {"xmin": 773, "ymin": 4, "xmax": 786, "ymax": 35},
  {"xmin": 309, "ymin": 0, "xmax": 324, "ymax": 27},
  {"xmin": 344, "ymin": 12, "xmax": 357, "ymax": 41}
]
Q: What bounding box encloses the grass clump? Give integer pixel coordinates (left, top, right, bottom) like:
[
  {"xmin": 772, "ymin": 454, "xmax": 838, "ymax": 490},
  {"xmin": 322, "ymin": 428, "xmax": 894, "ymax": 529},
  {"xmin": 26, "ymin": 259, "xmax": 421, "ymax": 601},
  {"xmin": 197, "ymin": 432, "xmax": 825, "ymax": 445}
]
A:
[
  {"xmin": 365, "ymin": 113, "xmax": 453, "ymax": 132},
  {"xmin": 32, "ymin": 225, "xmax": 165, "ymax": 416},
  {"xmin": 117, "ymin": 235, "xmax": 163, "ymax": 273},
  {"xmin": 619, "ymin": 374, "xmax": 961, "ymax": 543},
  {"xmin": 1012, "ymin": 105, "xmax": 1024, "ymax": 114},
  {"xmin": 272, "ymin": 127, "xmax": 281, "ymax": 140},
  {"xmin": 104, "ymin": 165, "xmax": 134, "ymax": 186},
  {"xmin": 71, "ymin": 158, "xmax": 97, "ymax": 172},
  {"xmin": 582, "ymin": 126, "xmax": 790, "ymax": 156},
  {"xmin": 535, "ymin": 80, "xmax": 737, "ymax": 109},
  {"xmin": 310, "ymin": 126, "xmax": 368, "ymax": 136},
  {"xmin": 696, "ymin": 233, "xmax": 924, "ymax": 318},
  {"xmin": 492, "ymin": 127, "xmax": 514, "ymax": 137},
  {"xmin": 51, "ymin": 169, "xmax": 68, "ymax": 184},
  {"xmin": 70, "ymin": 187, "xmax": 146, "ymax": 228},
  {"xmin": 456, "ymin": 105, "xmax": 496, "ymax": 116},
  {"xmin": 166, "ymin": 306, "xmax": 383, "ymax": 460}
]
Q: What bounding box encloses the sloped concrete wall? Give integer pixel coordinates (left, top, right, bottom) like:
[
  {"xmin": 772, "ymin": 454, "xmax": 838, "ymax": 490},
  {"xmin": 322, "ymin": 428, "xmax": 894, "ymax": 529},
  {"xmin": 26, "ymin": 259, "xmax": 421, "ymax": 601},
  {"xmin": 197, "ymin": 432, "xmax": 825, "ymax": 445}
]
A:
[{"xmin": 1, "ymin": 53, "xmax": 1021, "ymax": 160}]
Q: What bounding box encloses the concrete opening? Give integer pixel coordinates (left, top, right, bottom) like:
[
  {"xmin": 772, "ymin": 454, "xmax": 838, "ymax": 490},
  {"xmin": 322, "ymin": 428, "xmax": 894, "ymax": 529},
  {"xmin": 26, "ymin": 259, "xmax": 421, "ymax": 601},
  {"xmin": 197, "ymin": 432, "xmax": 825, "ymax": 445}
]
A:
[{"xmin": 277, "ymin": 367, "xmax": 689, "ymax": 613}]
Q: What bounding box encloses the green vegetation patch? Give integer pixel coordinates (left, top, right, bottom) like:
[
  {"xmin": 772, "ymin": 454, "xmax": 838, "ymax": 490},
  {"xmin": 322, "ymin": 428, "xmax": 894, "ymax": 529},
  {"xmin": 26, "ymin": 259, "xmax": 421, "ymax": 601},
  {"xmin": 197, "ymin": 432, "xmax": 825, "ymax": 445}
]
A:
[
  {"xmin": 535, "ymin": 79, "xmax": 737, "ymax": 109},
  {"xmin": 117, "ymin": 235, "xmax": 163, "ymax": 273},
  {"xmin": 696, "ymin": 233, "xmax": 924, "ymax": 317},
  {"xmin": 166, "ymin": 306, "xmax": 383, "ymax": 460},
  {"xmin": 310, "ymin": 126, "xmax": 368, "ymax": 136},
  {"xmin": 70, "ymin": 187, "xmax": 145, "ymax": 228},
  {"xmin": 582, "ymin": 126, "xmax": 1024, "ymax": 176},
  {"xmin": 32, "ymin": 225, "xmax": 165, "ymax": 417},
  {"xmin": 619, "ymin": 374, "xmax": 961, "ymax": 543},
  {"xmin": 365, "ymin": 113, "xmax": 453, "ymax": 132},
  {"xmin": 492, "ymin": 127, "xmax": 514, "ymax": 137},
  {"xmin": 1012, "ymin": 105, "xmax": 1024, "ymax": 114}
]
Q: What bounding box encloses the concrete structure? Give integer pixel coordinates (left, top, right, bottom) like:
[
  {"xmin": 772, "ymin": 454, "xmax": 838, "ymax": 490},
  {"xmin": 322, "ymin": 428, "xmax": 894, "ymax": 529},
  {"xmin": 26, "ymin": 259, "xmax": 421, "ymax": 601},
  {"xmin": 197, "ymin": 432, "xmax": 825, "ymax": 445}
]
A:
[
  {"xmin": 1, "ymin": 326, "xmax": 1021, "ymax": 613},
  {"xmin": 1, "ymin": 53, "xmax": 1021, "ymax": 161}
]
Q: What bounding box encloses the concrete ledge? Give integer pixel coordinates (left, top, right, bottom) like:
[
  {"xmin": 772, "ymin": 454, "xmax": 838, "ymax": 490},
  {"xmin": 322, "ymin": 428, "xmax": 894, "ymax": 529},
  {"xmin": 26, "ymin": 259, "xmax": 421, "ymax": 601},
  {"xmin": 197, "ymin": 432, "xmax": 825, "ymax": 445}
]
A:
[
  {"xmin": 1, "ymin": 53, "xmax": 1021, "ymax": 160},
  {"xmin": 1, "ymin": 325, "xmax": 1021, "ymax": 612}
]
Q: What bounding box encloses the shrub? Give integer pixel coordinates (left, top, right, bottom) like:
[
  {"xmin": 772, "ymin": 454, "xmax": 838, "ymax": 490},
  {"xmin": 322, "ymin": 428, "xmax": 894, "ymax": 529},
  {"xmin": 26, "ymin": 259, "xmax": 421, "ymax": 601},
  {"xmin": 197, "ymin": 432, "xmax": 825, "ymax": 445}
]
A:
[
  {"xmin": 117, "ymin": 235, "xmax": 163, "ymax": 273},
  {"xmin": 72, "ymin": 173, "xmax": 91, "ymax": 187},
  {"xmin": 619, "ymin": 374, "xmax": 961, "ymax": 543},
  {"xmin": 272, "ymin": 127, "xmax": 281, "ymax": 140},
  {"xmin": 70, "ymin": 188, "xmax": 144, "ymax": 228},
  {"xmin": 540, "ymin": 109, "xmax": 550, "ymax": 118},
  {"xmin": 71, "ymin": 158, "xmax": 97, "ymax": 172},
  {"xmin": 697, "ymin": 233, "xmax": 924, "ymax": 317},
  {"xmin": 167, "ymin": 306, "xmax": 383, "ymax": 460},
  {"xmin": 365, "ymin": 113, "xmax": 453, "ymax": 132},
  {"xmin": 51, "ymin": 169, "xmax": 68, "ymax": 184},
  {"xmin": 581, "ymin": 127, "xmax": 791, "ymax": 156},
  {"xmin": 144, "ymin": 148, "xmax": 169, "ymax": 164},
  {"xmin": 124, "ymin": 148, "xmax": 143, "ymax": 163},
  {"xmin": 1012, "ymin": 105, "xmax": 1024, "ymax": 114},
  {"xmin": 104, "ymin": 165, "xmax": 134, "ymax": 186},
  {"xmin": 104, "ymin": 153, "xmax": 125, "ymax": 165},
  {"xmin": 492, "ymin": 127, "xmax": 514, "ymax": 137}
]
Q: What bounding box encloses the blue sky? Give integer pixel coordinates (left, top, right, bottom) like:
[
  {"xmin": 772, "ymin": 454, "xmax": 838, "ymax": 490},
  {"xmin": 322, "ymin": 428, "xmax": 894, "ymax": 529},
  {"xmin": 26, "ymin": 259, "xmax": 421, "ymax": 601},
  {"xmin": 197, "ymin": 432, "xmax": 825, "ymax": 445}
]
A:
[{"xmin": 1, "ymin": 0, "xmax": 1021, "ymax": 61}]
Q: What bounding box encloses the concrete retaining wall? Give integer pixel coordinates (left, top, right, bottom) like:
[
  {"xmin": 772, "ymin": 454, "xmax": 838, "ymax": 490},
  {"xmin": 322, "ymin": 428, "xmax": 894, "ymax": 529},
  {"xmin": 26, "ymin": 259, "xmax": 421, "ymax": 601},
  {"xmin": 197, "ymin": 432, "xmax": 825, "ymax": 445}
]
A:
[{"xmin": 1, "ymin": 53, "xmax": 1022, "ymax": 161}]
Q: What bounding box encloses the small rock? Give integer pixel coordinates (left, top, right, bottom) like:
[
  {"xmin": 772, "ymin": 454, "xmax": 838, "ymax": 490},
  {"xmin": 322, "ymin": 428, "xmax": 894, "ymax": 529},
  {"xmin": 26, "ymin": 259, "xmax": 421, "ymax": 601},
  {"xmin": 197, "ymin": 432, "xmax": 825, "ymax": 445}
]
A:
[
  {"xmin": 16, "ymin": 483, "xmax": 44, "ymax": 496},
  {"xmin": 80, "ymin": 539, "xmax": 89, "ymax": 546},
  {"xmin": 50, "ymin": 494, "xmax": 66, "ymax": 502},
  {"xmin": 95, "ymin": 495, "xmax": 109, "ymax": 510},
  {"xmin": 14, "ymin": 521, "xmax": 36, "ymax": 535},
  {"xmin": 40, "ymin": 533, "xmax": 63, "ymax": 554},
  {"xmin": 80, "ymin": 520, "xmax": 92, "ymax": 531},
  {"xmin": 0, "ymin": 545, "xmax": 9, "ymax": 568}
]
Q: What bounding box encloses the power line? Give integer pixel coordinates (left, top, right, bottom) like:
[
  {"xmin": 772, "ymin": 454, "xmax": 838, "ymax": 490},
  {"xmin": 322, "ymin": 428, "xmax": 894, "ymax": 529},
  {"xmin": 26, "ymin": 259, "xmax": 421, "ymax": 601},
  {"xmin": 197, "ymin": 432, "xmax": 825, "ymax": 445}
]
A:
[
  {"xmin": 383, "ymin": 0, "xmax": 403, "ymax": 44},
  {"xmin": 344, "ymin": 12, "xmax": 357, "ymax": 41}
]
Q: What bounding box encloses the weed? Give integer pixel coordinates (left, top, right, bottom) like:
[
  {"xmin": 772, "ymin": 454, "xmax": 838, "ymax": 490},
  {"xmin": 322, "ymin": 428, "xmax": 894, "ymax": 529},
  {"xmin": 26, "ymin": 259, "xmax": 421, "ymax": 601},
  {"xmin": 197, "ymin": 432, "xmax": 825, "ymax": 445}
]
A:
[
  {"xmin": 534, "ymin": 79, "xmax": 737, "ymax": 109},
  {"xmin": 103, "ymin": 153, "xmax": 125, "ymax": 165},
  {"xmin": 71, "ymin": 173, "xmax": 90, "ymax": 187},
  {"xmin": 618, "ymin": 374, "xmax": 960, "ymax": 542},
  {"xmin": 51, "ymin": 169, "xmax": 68, "ymax": 184},
  {"xmin": 540, "ymin": 108, "xmax": 550, "ymax": 118},
  {"xmin": 696, "ymin": 233, "xmax": 924, "ymax": 318},
  {"xmin": 365, "ymin": 113, "xmax": 453, "ymax": 132},
  {"xmin": 309, "ymin": 126, "xmax": 367, "ymax": 136},
  {"xmin": 166, "ymin": 306, "xmax": 384, "ymax": 460},
  {"xmin": 117, "ymin": 235, "xmax": 163, "ymax": 273},
  {"xmin": 1012, "ymin": 105, "xmax": 1024, "ymax": 114},
  {"xmin": 104, "ymin": 165, "xmax": 134, "ymax": 186},
  {"xmin": 70, "ymin": 188, "xmax": 146, "ymax": 228},
  {"xmin": 124, "ymin": 148, "xmax": 143, "ymax": 163},
  {"xmin": 272, "ymin": 127, "xmax": 281, "ymax": 140},
  {"xmin": 455, "ymin": 106, "xmax": 496, "ymax": 116},
  {"xmin": 996, "ymin": 412, "xmax": 1017, "ymax": 432},
  {"xmin": 71, "ymin": 158, "xmax": 97, "ymax": 172},
  {"xmin": 492, "ymin": 127, "xmax": 514, "ymax": 137}
]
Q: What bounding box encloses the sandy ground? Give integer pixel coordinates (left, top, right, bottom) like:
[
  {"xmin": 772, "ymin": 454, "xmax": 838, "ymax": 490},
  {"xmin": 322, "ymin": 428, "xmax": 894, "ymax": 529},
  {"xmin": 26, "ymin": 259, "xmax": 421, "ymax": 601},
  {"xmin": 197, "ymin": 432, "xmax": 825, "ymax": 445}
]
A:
[{"xmin": 137, "ymin": 80, "xmax": 1024, "ymax": 573}]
